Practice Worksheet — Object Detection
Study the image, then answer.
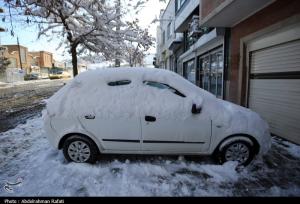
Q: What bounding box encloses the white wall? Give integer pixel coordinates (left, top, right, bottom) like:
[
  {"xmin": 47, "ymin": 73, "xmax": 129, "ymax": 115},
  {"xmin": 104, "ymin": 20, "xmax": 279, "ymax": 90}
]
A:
[
  {"xmin": 160, "ymin": 0, "xmax": 176, "ymax": 53},
  {"xmin": 175, "ymin": 0, "xmax": 199, "ymax": 31},
  {"xmin": 157, "ymin": 0, "xmax": 184, "ymax": 70},
  {"xmin": 0, "ymin": 68, "xmax": 25, "ymax": 83}
]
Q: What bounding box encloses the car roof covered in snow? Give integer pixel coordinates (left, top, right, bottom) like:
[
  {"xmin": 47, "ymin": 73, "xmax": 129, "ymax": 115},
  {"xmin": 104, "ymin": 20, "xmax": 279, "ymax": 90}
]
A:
[
  {"xmin": 72, "ymin": 67, "xmax": 214, "ymax": 96},
  {"xmin": 46, "ymin": 67, "xmax": 215, "ymax": 119}
]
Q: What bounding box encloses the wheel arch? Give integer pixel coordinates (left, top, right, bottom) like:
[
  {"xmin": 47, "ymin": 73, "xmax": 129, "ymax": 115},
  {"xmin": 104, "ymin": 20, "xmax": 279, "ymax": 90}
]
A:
[
  {"xmin": 58, "ymin": 133, "xmax": 101, "ymax": 154},
  {"xmin": 214, "ymin": 134, "xmax": 260, "ymax": 156}
]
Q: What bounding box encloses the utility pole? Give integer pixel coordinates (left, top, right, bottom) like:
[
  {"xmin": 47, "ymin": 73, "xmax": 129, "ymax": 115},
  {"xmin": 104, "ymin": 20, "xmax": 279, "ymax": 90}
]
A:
[
  {"xmin": 115, "ymin": 0, "xmax": 121, "ymax": 67},
  {"xmin": 17, "ymin": 37, "xmax": 23, "ymax": 70}
]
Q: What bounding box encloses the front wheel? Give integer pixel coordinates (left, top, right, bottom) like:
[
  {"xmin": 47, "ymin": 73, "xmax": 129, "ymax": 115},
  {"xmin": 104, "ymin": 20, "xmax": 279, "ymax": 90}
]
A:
[
  {"xmin": 63, "ymin": 135, "xmax": 99, "ymax": 164},
  {"xmin": 218, "ymin": 140, "xmax": 255, "ymax": 166}
]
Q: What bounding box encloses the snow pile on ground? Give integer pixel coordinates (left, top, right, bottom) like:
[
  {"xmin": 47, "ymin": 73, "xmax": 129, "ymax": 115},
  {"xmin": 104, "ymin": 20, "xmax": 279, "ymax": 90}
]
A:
[
  {"xmin": 271, "ymin": 138, "xmax": 300, "ymax": 159},
  {"xmin": 1, "ymin": 116, "xmax": 300, "ymax": 196},
  {"xmin": 0, "ymin": 116, "xmax": 236, "ymax": 196}
]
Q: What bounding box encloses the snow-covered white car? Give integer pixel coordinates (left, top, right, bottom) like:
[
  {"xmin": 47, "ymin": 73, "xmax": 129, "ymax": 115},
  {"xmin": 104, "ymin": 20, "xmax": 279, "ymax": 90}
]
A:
[{"xmin": 43, "ymin": 68, "xmax": 271, "ymax": 165}]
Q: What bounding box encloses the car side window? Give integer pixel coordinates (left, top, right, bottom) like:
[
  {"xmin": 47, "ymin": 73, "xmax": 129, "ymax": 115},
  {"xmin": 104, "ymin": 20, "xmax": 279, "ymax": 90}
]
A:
[
  {"xmin": 143, "ymin": 81, "xmax": 186, "ymax": 98},
  {"xmin": 108, "ymin": 80, "xmax": 131, "ymax": 86}
]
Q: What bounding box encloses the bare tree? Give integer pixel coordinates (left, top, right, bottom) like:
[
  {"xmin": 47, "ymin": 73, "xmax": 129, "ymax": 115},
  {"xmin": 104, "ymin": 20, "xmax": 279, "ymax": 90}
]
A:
[
  {"xmin": 7, "ymin": 0, "xmax": 154, "ymax": 76},
  {"xmin": 125, "ymin": 20, "xmax": 154, "ymax": 67}
]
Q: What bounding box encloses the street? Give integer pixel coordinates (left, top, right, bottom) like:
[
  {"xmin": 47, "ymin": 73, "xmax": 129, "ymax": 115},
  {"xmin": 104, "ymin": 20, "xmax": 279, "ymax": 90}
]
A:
[
  {"xmin": 0, "ymin": 80, "xmax": 300, "ymax": 196},
  {"xmin": 0, "ymin": 79, "xmax": 67, "ymax": 132}
]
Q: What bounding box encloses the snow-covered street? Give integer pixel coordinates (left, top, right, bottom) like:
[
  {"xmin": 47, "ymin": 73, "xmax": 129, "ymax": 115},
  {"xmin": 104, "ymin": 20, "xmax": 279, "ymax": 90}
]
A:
[
  {"xmin": 0, "ymin": 115, "xmax": 300, "ymax": 196},
  {"xmin": 0, "ymin": 79, "xmax": 66, "ymax": 132}
]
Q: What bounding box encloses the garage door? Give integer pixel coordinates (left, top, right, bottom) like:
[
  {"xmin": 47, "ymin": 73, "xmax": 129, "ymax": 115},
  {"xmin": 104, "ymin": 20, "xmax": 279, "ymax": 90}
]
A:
[{"xmin": 249, "ymin": 39, "xmax": 300, "ymax": 144}]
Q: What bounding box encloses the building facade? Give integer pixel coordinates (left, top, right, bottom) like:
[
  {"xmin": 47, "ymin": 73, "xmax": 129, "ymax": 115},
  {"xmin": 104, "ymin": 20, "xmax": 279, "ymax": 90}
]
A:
[
  {"xmin": 29, "ymin": 51, "xmax": 54, "ymax": 69},
  {"xmin": 1, "ymin": 45, "xmax": 54, "ymax": 74},
  {"xmin": 157, "ymin": 0, "xmax": 300, "ymax": 144},
  {"xmin": 1, "ymin": 44, "xmax": 58, "ymax": 80},
  {"xmin": 155, "ymin": 1, "xmax": 184, "ymax": 71},
  {"xmin": 157, "ymin": 0, "xmax": 227, "ymax": 99},
  {"xmin": 201, "ymin": 0, "xmax": 300, "ymax": 144},
  {"xmin": 2, "ymin": 44, "xmax": 30, "ymax": 72}
]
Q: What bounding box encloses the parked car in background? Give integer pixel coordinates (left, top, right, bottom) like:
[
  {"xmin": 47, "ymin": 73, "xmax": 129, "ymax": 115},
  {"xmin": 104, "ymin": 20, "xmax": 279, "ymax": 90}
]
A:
[
  {"xmin": 49, "ymin": 68, "xmax": 71, "ymax": 80},
  {"xmin": 44, "ymin": 68, "xmax": 271, "ymax": 166},
  {"xmin": 24, "ymin": 73, "xmax": 41, "ymax": 81}
]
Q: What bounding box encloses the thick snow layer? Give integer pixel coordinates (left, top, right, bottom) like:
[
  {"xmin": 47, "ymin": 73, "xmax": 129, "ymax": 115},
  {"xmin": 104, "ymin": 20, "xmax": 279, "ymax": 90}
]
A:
[
  {"xmin": 46, "ymin": 68, "xmax": 210, "ymax": 120},
  {"xmin": 87, "ymin": 62, "xmax": 114, "ymax": 69},
  {"xmin": 0, "ymin": 116, "xmax": 300, "ymax": 196},
  {"xmin": 45, "ymin": 67, "xmax": 270, "ymax": 153}
]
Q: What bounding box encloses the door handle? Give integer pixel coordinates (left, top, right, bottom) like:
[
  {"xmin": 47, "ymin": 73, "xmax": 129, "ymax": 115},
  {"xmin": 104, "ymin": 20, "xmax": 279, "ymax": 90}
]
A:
[
  {"xmin": 84, "ymin": 114, "xmax": 95, "ymax": 120},
  {"xmin": 145, "ymin": 116, "xmax": 156, "ymax": 122}
]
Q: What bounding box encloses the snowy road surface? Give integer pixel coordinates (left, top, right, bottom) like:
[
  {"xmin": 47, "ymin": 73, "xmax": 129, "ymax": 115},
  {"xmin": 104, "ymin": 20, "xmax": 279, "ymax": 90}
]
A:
[
  {"xmin": 0, "ymin": 79, "xmax": 66, "ymax": 132},
  {"xmin": 0, "ymin": 116, "xmax": 300, "ymax": 196}
]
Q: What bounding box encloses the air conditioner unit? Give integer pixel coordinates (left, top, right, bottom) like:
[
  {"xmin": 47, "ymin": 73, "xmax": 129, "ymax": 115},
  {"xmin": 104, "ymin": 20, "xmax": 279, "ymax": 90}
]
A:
[{"xmin": 188, "ymin": 15, "xmax": 201, "ymax": 38}]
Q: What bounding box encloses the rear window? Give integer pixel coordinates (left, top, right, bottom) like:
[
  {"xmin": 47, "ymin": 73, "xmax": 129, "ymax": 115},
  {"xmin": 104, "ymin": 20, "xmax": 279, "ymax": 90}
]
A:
[{"xmin": 108, "ymin": 80, "xmax": 131, "ymax": 86}]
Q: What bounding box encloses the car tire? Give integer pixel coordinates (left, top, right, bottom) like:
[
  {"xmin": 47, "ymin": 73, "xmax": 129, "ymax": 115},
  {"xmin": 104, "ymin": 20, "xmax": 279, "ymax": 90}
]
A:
[
  {"xmin": 63, "ymin": 135, "xmax": 99, "ymax": 164},
  {"xmin": 217, "ymin": 140, "xmax": 255, "ymax": 166}
]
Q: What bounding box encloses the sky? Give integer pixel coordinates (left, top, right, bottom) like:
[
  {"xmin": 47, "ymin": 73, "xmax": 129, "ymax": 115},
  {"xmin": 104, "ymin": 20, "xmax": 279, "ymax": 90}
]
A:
[{"xmin": 0, "ymin": 0, "xmax": 167, "ymax": 63}]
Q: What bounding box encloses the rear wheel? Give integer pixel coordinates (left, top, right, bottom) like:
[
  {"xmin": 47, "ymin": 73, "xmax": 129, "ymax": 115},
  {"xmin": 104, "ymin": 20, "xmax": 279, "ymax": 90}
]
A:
[
  {"xmin": 63, "ymin": 135, "xmax": 99, "ymax": 164},
  {"xmin": 218, "ymin": 140, "xmax": 255, "ymax": 166}
]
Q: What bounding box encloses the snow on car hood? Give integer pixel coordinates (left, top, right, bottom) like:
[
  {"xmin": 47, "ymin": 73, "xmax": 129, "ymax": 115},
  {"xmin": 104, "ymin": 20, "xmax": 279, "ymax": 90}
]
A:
[
  {"xmin": 213, "ymin": 99, "xmax": 271, "ymax": 153},
  {"xmin": 215, "ymin": 99, "xmax": 269, "ymax": 133}
]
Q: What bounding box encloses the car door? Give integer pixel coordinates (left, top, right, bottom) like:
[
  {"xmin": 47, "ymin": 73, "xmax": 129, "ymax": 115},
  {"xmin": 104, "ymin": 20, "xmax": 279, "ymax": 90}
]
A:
[
  {"xmin": 78, "ymin": 79, "xmax": 142, "ymax": 152},
  {"xmin": 140, "ymin": 81, "xmax": 211, "ymax": 153}
]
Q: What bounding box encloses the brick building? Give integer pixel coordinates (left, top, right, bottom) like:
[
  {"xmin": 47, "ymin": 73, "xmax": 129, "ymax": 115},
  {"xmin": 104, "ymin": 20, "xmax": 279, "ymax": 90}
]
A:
[
  {"xmin": 29, "ymin": 51, "xmax": 54, "ymax": 69},
  {"xmin": 2, "ymin": 45, "xmax": 55, "ymax": 73},
  {"xmin": 2, "ymin": 44, "xmax": 30, "ymax": 72}
]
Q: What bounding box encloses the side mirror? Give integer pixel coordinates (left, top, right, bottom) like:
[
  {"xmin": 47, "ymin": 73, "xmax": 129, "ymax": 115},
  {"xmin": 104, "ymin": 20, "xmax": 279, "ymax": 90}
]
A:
[{"xmin": 191, "ymin": 104, "xmax": 202, "ymax": 114}]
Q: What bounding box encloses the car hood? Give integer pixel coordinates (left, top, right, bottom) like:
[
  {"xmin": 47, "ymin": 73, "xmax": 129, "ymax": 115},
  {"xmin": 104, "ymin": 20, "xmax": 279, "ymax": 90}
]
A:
[{"xmin": 211, "ymin": 99, "xmax": 271, "ymax": 154}]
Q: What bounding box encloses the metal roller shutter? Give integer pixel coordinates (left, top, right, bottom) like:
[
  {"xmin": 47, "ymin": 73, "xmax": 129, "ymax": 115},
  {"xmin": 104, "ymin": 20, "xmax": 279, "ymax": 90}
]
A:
[{"xmin": 249, "ymin": 40, "xmax": 300, "ymax": 144}]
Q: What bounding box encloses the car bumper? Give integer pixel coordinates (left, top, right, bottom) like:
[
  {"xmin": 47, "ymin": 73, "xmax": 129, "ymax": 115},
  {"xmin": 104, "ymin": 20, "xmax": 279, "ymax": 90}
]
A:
[{"xmin": 43, "ymin": 113, "xmax": 59, "ymax": 149}]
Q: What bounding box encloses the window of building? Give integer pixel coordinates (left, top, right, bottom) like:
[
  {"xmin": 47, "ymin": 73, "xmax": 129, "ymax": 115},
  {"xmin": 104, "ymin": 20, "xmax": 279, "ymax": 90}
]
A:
[
  {"xmin": 167, "ymin": 23, "xmax": 171, "ymax": 39},
  {"xmin": 198, "ymin": 48, "xmax": 223, "ymax": 98},
  {"xmin": 183, "ymin": 31, "xmax": 189, "ymax": 52},
  {"xmin": 174, "ymin": 58, "xmax": 178, "ymax": 73},
  {"xmin": 162, "ymin": 30, "xmax": 166, "ymax": 45},
  {"xmin": 175, "ymin": 0, "xmax": 187, "ymax": 13},
  {"xmin": 169, "ymin": 56, "xmax": 174, "ymax": 71},
  {"xmin": 31, "ymin": 58, "xmax": 38, "ymax": 66},
  {"xmin": 183, "ymin": 59, "xmax": 195, "ymax": 84}
]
